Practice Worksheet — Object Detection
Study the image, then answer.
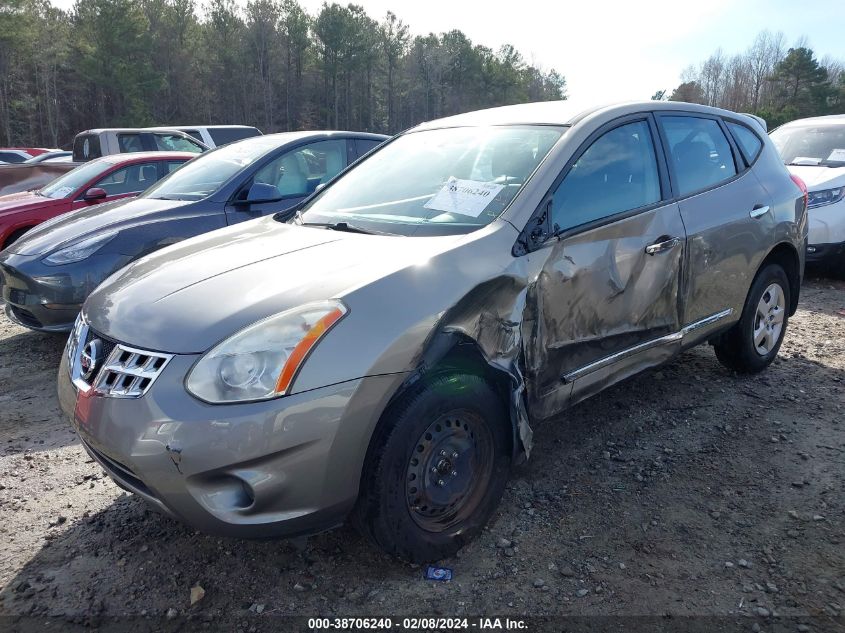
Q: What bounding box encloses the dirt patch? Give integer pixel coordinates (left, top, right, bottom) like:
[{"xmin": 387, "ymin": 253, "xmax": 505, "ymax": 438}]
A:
[{"xmin": 1, "ymin": 278, "xmax": 843, "ymax": 628}]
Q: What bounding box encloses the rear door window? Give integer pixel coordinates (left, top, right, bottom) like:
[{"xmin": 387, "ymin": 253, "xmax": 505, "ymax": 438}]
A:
[
  {"xmin": 166, "ymin": 160, "xmax": 187, "ymax": 174},
  {"xmin": 153, "ymin": 133, "xmax": 205, "ymax": 153},
  {"xmin": 661, "ymin": 116, "xmax": 737, "ymax": 196},
  {"xmin": 249, "ymin": 140, "xmax": 348, "ymax": 198},
  {"xmin": 72, "ymin": 134, "xmax": 102, "ymax": 161},
  {"xmin": 727, "ymin": 122, "xmax": 763, "ymax": 164},
  {"xmin": 208, "ymin": 127, "xmax": 261, "ymax": 146},
  {"xmin": 95, "ymin": 162, "xmax": 162, "ymax": 195},
  {"xmin": 117, "ymin": 134, "xmax": 144, "ymax": 153},
  {"xmin": 551, "ymin": 120, "xmax": 662, "ymax": 232}
]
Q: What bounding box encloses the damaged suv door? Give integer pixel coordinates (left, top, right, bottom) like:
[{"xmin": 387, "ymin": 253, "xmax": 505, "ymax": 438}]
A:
[{"xmin": 522, "ymin": 115, "xmax": 686, "ymax": 415}]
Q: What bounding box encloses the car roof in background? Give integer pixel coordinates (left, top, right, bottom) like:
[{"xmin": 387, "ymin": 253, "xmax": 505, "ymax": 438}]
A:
[
  {"xmin": 167, "ymin": 124, "xmax": 261, "ymax": 130},
  {"xmin": 97, "ymin": 151, "xmax": 198, "ymax": 165},
  {"xmin": 779, "ymin": 114, "xmax": 845, "ymax": 127},
  {"xmin": 215, "ymin": 130, "xmax": 388, "ymax": 151},
  {"xmin": 76, "ymin": 127, "xmax": 203, "ymax": 135}
]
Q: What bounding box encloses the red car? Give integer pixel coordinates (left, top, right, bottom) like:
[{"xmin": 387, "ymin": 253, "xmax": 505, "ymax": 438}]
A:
[{"xmin": 0, "ymin": 151, "xmax": 194, "ymax": 249}]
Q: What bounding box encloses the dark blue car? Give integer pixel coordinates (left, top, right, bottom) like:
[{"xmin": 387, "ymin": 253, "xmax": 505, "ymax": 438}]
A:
[{"xmin": 0, "ymin": 131, "xmax": 387, "ymax": 331}]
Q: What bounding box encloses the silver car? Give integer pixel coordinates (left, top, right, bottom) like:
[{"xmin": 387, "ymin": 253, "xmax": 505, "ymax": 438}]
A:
[{"xmin": 58, "ymin": 101, "xmax": 807, "ymax": 561}]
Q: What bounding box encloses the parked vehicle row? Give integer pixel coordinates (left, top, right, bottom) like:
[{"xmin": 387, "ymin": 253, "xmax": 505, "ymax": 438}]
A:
[
  {"xmin": 0, "ymin": 131, "xmax": 385, "ymax": 331},
  {"xmin": 0, "ymin": 101, "xmax": 808, "ymax": 562},
  {"xmin": 0, "ymin": 162, "xmax": 80, "ymax": 198},
  {"xmin": 0, "ymin": 147, "xmax": 56, "ymax": 164},
  {"xmin": 772, "ymin": 114, "xmax": 845, "ymax": 276}
]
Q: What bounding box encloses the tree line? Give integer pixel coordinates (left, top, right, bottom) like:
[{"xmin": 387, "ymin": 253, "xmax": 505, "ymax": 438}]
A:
[
  {"xmin": 657, "ymin": 30, "xmax": 845, "ymax": 128},
  {"xmin": 0, "ymin": 0, "xmax": 567, "ymax": 147}
]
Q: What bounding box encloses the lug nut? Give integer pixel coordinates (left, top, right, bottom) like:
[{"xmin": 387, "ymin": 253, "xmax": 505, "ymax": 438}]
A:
[
  {"xmin": 451, "ymin": 451, "xmax": 459, "ymax": 459},
  {"xmin": 431, "ymin": 467, "xmax": 438, "ymax": 473},
  {"xmin": 451, "ymin": 470, "xmax": 458, "ymax": 477},
  {"xmin": 437, "ymin": 479, "xmax": 445, "ymax": 487}
]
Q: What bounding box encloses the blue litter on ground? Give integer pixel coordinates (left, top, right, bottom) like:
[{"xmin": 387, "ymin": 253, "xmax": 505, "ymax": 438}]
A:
[{"xmin": 425, "ymin": 565, "xmax": 453, "ymax": 581}]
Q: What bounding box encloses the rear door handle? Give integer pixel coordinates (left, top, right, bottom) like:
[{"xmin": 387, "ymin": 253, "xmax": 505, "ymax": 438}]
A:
[
  {"xmin": 750, "ymin": 205, "xmax": 770, "ymax": 219},
  {"xmin": 645, "ymin": 236, "xmax": 681, "ymax": 255}
]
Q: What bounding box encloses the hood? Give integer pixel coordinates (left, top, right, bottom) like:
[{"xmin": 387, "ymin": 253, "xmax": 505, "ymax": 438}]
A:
[
  {"xmin": 0, "ymin": 190, "xmax": 64, "ymax": 218},
  {"xmin": 786, "ymin": 164, "xmax": 845, "ymax": 190},
  {"xmin": 8, "ymin": 196, "xmax": 195, "ymax": 256},
  {"xmin": 84, "ymin": 216, "xmax": 463, "ymax": 353}
]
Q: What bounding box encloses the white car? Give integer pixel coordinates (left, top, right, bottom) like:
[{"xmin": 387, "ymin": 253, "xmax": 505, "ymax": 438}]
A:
[
  {"xmin": 771, "ymin": 114, "xmax": 845, "ymax": 275},
  {"xmin": 168, "ymin": 125, "xmax": 262, "ymax": 148}
]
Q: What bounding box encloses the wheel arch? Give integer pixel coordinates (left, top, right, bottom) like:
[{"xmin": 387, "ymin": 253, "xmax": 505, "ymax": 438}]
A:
[
  {"xmin": 2, "ymin": 224, "xmax": 36, "ymax": 250},
  {"xmin": 758, "ymin": 242, "xmax": 801, "ymax": 315},
  {"xmin": 360, "ymin": 330, "xmax": 528, "ymax": 506}
]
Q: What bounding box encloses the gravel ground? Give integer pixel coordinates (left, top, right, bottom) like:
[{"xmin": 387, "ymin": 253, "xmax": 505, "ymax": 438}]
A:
[{"xmin": 0, "ymin": 276, "xmax": 844, "ymax": 631}]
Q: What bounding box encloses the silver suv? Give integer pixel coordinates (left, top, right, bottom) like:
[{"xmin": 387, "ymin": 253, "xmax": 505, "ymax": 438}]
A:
[{"xmin": 59, "ymin": 101, "xmax": 808, "ymax": 562}]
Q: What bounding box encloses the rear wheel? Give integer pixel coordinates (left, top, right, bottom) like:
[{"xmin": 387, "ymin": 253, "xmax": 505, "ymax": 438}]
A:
[
  {"xmin": 714, "ymin": 264, "xmax": 790, "ymax": 373},
  {"xmin": 352, "ymin": 373, "xmax": 511, "ymax": 562}
]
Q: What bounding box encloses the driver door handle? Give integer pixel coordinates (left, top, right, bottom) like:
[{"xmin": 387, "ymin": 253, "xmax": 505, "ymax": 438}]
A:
[
  {"xmin": 645, "ymin": 236, "xmax": 681, "ymax": 255},
  {"xmin": 750, "ymin": 204, "xmax": 770, "ymax": 219}
]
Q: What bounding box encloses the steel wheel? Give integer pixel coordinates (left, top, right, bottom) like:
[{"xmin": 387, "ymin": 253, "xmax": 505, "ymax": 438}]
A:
[
  {"xmin": 405, "ymin": 410, "xmax": 495, "ymax": 532},
  {"xmin": 753, "ymin": 282, "xmax": 785, "ymax": 356}
]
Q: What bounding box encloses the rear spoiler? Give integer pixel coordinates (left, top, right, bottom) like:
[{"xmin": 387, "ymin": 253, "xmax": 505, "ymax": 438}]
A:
[{"xmin": 741, "ymin": 113, "xmax": 767, "ymax": 133}]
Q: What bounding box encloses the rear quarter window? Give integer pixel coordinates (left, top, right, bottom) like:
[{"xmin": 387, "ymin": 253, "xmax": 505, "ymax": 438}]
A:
[
  {"xmin": 355, "ymin": 138, "xmax": 383, "ymax": 158},
  {"xmin": 727, "ymin": 122, "xmax": 763, "ymax": 164},
  {"xmin": 208, "ymin": 127, "xmax": 261, "ymax": 146},
  {"xmin": 72, "ymin": 134, "xmax": 103, "ymax": 161}
]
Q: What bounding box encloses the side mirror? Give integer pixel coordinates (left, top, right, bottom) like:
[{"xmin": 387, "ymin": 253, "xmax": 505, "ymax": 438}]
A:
[
  {"xmin": 238, "ymin": 182, "xmax": 280, "ymax": 205},
  {"xmin": 83, "ymin": 187, "xmax": 107, "ymax": 201}
]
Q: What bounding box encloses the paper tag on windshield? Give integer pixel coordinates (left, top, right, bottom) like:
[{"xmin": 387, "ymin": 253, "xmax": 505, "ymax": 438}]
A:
[
  {"xmin": 827, "ymin": 149, "xmax": 845, "ymax": 162},
  {"xmin": 424, "ymin": 177, "xmax": 504, "ymax": 218},
  {"xmin": 52, "ymin": 186, "xmax": 75, "ymax": 198}
]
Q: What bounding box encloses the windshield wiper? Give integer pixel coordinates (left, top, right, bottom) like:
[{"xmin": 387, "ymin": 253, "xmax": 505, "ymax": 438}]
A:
[{"xmin": 300, "ymin": 221, "xmax": 389, "ymax": 235}]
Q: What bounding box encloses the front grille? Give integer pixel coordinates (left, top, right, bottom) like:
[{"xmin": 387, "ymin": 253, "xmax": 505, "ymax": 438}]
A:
[
  {"xmin": 67, "ymin": 315, "xmax": 173, "ymax": 398},
  {"xmin": 9, "ymin": 306, "xmax": 41, "ymax": 328},
  {"xmin": 92, "ymin": 345, "xmax": 171, "ymax": 398}
]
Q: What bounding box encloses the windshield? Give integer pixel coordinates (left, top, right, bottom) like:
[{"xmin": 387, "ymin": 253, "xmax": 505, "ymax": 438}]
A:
[
  {"xmin": 770, "ymin": 123, "xmax": 845, "ymax": 166},
  {"xmin": 142, "ymin": 137, "xmax": 279, "ymax": 201},
  {"xmin": 40, "ymin": 160, "xmax": 112, "ymax": 199},
  {"xmin": 299, "ymin": 125, "xmax": 564, "ymax": 236}
]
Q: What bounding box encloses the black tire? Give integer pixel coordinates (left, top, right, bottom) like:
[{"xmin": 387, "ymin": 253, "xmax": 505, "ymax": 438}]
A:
[
  {"xmin": 714, "ymin": 263, "xmax": 790, "ymax": 373},
  {"xmin": 352, "ymin": 373, "xmax": 511, "ymax": 562}
]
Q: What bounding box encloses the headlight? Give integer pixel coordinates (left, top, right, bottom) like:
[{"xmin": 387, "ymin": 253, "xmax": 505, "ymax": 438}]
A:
[
  {"xmin": 43, "ymin": 231, "xmax": 117, "ymax": 265},
  {"xmin": 807, "ymin": 186, "xmax": 845, "ymax": 209},
  {"xmin": 185, "ymin": 300, "xmax": 347, "ymax": 403}
]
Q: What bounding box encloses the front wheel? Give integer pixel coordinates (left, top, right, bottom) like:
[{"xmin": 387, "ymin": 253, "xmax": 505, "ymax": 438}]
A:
[
  {"xmin": 714, "ymin": 264, "xmax": 790, "ymax": 373},
  {"xmin": 352, "ymin": 374, "xmax": 511, "ymax": 562}
]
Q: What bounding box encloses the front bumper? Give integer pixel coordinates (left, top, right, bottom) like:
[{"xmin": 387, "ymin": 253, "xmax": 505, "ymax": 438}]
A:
[
  {"xmin": 58, "ymin": 348, "xmax": 406, "ymax": 539},
  {"xmin": 805, "ymin": 241, "xmax": 845, "ymax": 266},
  {"xmin": 0, "ymin": 252, "xmax": 129, "ymax": 331}
]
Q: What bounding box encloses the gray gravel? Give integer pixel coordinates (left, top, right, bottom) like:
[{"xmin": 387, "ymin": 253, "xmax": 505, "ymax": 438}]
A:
[{"xmin": 1, "ymin": 276, "xmax": 844, "ymax": 624}]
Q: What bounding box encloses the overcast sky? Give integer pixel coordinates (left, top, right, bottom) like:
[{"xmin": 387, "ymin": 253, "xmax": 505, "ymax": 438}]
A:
[{"xmin": 50, "ymin": 0, "xmax": 845, "ymax": 102}]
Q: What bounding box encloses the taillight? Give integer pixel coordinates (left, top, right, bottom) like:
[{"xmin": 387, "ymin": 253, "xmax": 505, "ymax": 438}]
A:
[{"xmin": 790, "ymin": 174, "xmax": 808, "ymax": 210}]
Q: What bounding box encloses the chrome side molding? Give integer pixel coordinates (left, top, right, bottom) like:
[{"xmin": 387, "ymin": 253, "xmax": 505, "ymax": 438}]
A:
[{"xmin": 561, "ymin": 308, "xmax": 734, "ymax": 383}]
